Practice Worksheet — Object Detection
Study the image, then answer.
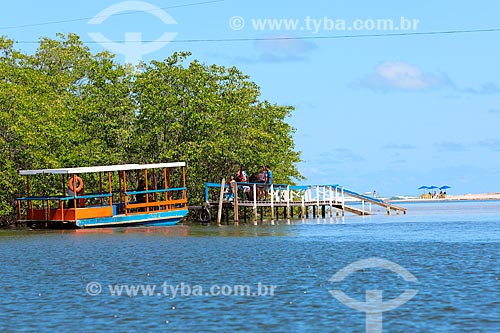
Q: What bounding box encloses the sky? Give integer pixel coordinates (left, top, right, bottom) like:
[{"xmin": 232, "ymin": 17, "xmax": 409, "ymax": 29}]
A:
[{"xmin": 2, "ymin": 0, "xmax": 500, "ymax": 196}]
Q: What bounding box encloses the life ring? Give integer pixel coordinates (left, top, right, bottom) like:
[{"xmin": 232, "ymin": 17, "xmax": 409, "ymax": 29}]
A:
[
  {"xmin": 68, "ymin": 175, "xmax": 84, "ymax": 192},
  {"xmin": 199, "ymin": 206, "xmax": 211, "ymax": 223}
]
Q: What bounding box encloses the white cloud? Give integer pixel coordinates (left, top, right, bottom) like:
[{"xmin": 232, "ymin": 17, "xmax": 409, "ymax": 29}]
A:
[
  {"xmin": 254, "ymin": 34, "xmax": 317, "ymax": 55},
  {"xmin": 478, "ymin": 139, "xmax": 500, "ymax": 151},
  {"xmin": 358, "ymin": 61, "xmax": 500, "ymax": 95},
  {"xmin": 381, "ymin": 143, "xmax": 416, "ymax": 150},
  {"xmin": 234, "ymin": 33, "xmax": 317, "ymax": 64},
  {"xmin": 434, "ymin": 141, "xmax": 468, "ymax": 152},
  {"xmin": 358, "ymin": 61, "xmax": 449, "ymax": 91}
]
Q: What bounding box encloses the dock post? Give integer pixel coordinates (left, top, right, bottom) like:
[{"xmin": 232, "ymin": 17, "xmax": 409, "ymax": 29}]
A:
[
  {"xmin": 253, "ymin": 183, "xmax": 258, "ymax": 225},
  {"xmin": 217, "ymin": 178, "xmax": 226, "ymax": 226},
  {"xmin": 362, "ymin": 200, "xmax": 365, "ymax": 216},
  {"xmin": 386, "ymin": 206, "xmax": 390, "ymax": 215},
  {"xmin": 270, "ymin": 184, "xmax": 275, "ymax": 224},
  {"xmin": 341, "ymin": 187, "xmax": 345, "ymax": 217},
  {"xmin": 301, "ymin": 193, "xmax": 305, "ymax": 221},
  {"xmin": 316, "ymin": 186, "xmax": 320, "ymax": 219},
  {"xmin": 329, "ymin": 186, "xmax": 333, "ymax": 218},
  {"xmin": 286, "ymin": 185, "xmax": 291, "ymax": 223},
  {"xmin": 321, "ymin": 205, "xmax": 325, "ymax": 218},
  {"xmin": 335, "ymin": 186, "xmax": 339, "ymax": 216},
  {"xmin": 233, "ymin": 181, "xmax": 239, "ymax": 225}
]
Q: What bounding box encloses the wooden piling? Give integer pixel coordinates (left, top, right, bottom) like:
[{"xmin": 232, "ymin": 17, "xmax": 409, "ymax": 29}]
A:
[
  {"xmin": 216, "ymin": 178, "xmax": 225, "ymax": 226},
  {"xmin": 270, "ymin": 184, "xmax": 275, "ymax": 223},
  {"xmin": 253, "ymin": 183, "xmax": 258, "ymax": 225},
  {"xmin": 233, "ymin": 181, "xmax": 239, "ymax": 225},
  {"xmin": 329, "ymin": 186, "xmax": 333, "ymax": 218},
  {"xmin": 286, "ymin": 185, "xmax": 291, "ymax": 222}
]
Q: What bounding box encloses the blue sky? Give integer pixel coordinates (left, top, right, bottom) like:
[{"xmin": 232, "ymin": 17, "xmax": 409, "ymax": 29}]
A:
[{"xmin": 3, "ymin": 0, "xmax": 500, "ymax": 196}]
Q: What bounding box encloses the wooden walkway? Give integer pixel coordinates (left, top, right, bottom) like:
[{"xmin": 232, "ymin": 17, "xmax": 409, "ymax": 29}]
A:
[{"xmin": 201, "ymin": 182, "xmax": 407, "ymax": 225}]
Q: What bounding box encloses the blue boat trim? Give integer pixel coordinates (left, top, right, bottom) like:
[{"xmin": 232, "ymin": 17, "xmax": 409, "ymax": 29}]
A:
[{"xmin": 76, "ymin": 209, "xmax": 189, "ymax": 228}]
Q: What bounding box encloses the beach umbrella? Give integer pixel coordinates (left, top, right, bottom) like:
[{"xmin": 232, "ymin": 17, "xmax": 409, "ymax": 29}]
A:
[
  {"xmin": 417, "ymin": 186, "xmax": 429, "ymax": 190},
  {"xmin": 428, "ymin": 186, "xmax": 438, "ymax": 190},
  {"xmin": 439, "ymin": 185, "xmax": 451, "ymax": 190}
]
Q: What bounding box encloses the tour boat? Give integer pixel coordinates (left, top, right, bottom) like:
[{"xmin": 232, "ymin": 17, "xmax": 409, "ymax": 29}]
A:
[{"xmin": 16, "ymin": 162, "xmax": 188, "ymax": 229}]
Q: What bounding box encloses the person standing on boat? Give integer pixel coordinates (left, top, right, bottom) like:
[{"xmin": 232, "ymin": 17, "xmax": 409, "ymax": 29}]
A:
[
  {"xmin": 136, "ymin": 179, "xmax": 148, "ymax": 212},
  {"xmin": 136, "ymin": 179, "xmax": 147, "ymax": 204}
]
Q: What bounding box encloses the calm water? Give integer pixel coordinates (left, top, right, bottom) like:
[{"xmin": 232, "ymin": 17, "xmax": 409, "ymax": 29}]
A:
[{"xmin": 1, "ymin": 201, "xmax": 499, "ymax": 332}]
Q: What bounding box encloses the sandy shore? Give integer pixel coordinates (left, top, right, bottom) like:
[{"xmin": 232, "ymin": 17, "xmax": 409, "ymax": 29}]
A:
[
  {"xmin": 444, "ymin": 192, "xmax": 500, "ymax": 200},
  {"xmin": 389, "ymin": 192, "xmax": 500, "ymax": 202}
]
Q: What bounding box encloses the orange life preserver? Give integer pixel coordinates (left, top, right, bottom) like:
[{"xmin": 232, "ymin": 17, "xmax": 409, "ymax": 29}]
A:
[{"xmin": 68, "ymin": 175, "xmax": 84, "ymax": 192}]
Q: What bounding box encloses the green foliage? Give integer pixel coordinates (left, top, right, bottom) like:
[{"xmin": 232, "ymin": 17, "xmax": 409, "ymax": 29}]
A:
[{"xmin": 0, "ymin": 34, "xmax": 302, "ymax": 225}]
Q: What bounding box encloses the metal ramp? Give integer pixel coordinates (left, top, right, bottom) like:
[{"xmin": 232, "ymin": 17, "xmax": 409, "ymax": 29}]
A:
[{"xmin": 340, "ymin": 188, "xmax": 407, "ymax": 215}]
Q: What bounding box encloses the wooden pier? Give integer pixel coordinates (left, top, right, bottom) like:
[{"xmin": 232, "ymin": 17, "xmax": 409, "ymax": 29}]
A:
[{"xmin": 201, "ymin": 182, "xmax": 407, "ymax": 225}]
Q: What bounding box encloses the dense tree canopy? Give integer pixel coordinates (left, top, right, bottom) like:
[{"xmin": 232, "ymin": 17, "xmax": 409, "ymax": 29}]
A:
[{"xmin": 0, "ymin": 33, "xmax": 302, "ymax": 225}]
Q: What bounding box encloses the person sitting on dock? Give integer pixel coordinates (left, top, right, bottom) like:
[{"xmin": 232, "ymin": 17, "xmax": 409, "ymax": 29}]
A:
[
  {"xmin": 257, "ymin": 166, "xmax": 266, "ymax": 200},
  {"xmin": 225, "ymin": 175, "xmax": 236, "ymax": 202},
  {"xmin": 236, "ymin": 165, "xmax": 251, "ymax": 200}
]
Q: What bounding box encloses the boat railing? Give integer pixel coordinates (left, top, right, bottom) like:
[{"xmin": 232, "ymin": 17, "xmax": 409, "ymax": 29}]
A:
[
  {"xmin": 17, "ymin": 186, "xmax": 188, "ymax": 221},
  {"xmin": 17, "ymin": 193, "xmax": 113, "ymax": 207},
  {"xmin": 123, "ymin": 187, "xmax": 188, "ymax": 214}
]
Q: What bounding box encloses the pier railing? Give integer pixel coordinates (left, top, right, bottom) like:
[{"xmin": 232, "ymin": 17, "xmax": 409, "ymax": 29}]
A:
[{"xmin": 204, "ymin": 182, "xmax": 406, "ymax": 224}]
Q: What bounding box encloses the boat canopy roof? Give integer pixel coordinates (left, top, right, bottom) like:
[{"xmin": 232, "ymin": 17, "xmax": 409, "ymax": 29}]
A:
[{"xmin": 19, "ymin": 162, "xmax": 186, "ymax": 176}]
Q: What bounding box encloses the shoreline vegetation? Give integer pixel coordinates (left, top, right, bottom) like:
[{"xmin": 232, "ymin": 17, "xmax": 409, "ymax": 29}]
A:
[{"xmin": 0, "ymin": 33, "xmax": 302, "ymax": 227}]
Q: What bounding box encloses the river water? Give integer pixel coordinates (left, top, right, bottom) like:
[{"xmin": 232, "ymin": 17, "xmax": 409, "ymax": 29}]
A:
[{"xmin": 0, "ymin": 201, "xmax": 499, "ymax": 332}]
